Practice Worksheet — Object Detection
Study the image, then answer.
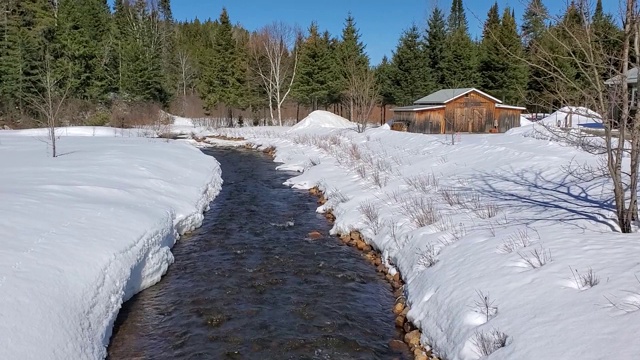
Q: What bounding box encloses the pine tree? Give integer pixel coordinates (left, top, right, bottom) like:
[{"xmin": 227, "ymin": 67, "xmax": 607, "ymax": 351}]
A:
[
  {"xmin": 375, "ymin": 55, "xmax": 395, "ymax": 108},
  {"xmin": 389, "ymin": 25, "xmax": 430, "ymax": 105},
  {"xmin": 593, "ymin": 0, "xmax": 622, "ymax": 79},
  {"xmin": 478, "ymin": 3, "xmax": 503, "ymax": 97},
  {"xmin": 56, "ymin": 0, "xmax": 112, "ymax": 101},
  {"xmin": 498, "ymin": 8, "xmax": 528, "ymax": 104},
  {"xmin": 521, "ymin": 0, "xmax": 549, "ymax": 110},
  {"xmin": 198, "ymin": 8, "xmax": 245, "ymax": 116},
  {"xmin": 441, "ymin": 0, "xmax": 478, "ymax": 88},
  {"xmin": 424, "ymin": 7, "xmax": 447, "ymax": 88},
  {"xmin": 336, "ymin": 13, "xmax": 369, "ymax": 111},
  {"xmin": 292, "ymin": 22, "xmax": 337, "ymax": 109}
]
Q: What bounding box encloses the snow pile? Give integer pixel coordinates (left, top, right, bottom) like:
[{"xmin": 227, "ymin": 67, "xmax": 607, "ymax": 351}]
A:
[
  {"xmin": 288, "ymin": 110, "xmax": 356, "ymax": 132},
  {"xmin": 539, "ymin": 106, "xmax": 601, "ymax": 128},
  {"xmin": 519, "ymin": 116, "xmax": 532, "ymax": 127},
  {"xmin": 0, "ymin": 133, "xmax": 222, "ymax": 359},
  {"xmin": 172, "ymin": 115, "xmax": 195, "ymax": 127},
  {"xmin": 216, "ymin": 117, "xmax": 640, "ymax": 360}
]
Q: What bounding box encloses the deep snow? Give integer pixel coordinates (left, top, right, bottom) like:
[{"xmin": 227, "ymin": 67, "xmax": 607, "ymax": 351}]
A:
[
  {"xmin": 0, "ymin": 131, "xmax": 221, "ymax": 359},
  {"xmin": 205, "ymin": 110, "xmax": 640, "ymax": 360}
]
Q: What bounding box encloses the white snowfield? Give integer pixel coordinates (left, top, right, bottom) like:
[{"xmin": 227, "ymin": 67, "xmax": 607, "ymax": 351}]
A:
[
  {"xmin": 0, "ymin": 130, "xmax": 222, "ymax": 359},
  {"xmin": 210, "ymin": 111, "xmax": 640, "ymax": 360}
]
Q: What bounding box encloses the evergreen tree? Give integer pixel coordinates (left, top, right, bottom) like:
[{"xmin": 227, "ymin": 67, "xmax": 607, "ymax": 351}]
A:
[
  {"xmin": 521, "ymin": 0, "xmax": 549, "ymax": 110},
  {"xmin": 375, "ymin": 55, "xmax": 395, "ymax": 109},
  {"xmin": 389, "ymin": 25, "xmax": 430, "ymax": 105},
  {"xmin": 441, "ymin": 0, "xmax": 478, "ymax": 88},
  {"xmin": 336, "ymin": 13, "xmax": 369, "ymax": 108},
  {"xmin": 56, "ymin": 0, "xmax": 112, "ymax": 101},
  {"xmin": 593, "ymin": 0, "xmax": 622, "ymax": 79},
  {"xmin": 292, "ymin": 22, "xmax": 337, "ymax": 109},
  {"xmin": 198, "ymin": 8, "xmax": 245, "ymax": 115},
  {"xmin": 424, "ymin": 7, "xmax": 447, "ymax": 88},
  {"xmin": 478, "ymin": 3, "xmax": 503, "ymax": 96},
  {"xmin": 498, "ymin": 8, "xmax": 528, "ymax": 104}
]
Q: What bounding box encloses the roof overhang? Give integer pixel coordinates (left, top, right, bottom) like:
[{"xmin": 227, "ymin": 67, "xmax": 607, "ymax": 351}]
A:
[
  {"xmin": 496, "ymin": 104, "xmax": 527, "ymax": 110},
  {"xmin": 392, "ymin": 105, "xmax": 445, "ymax": 112},
  {"xmin": 414, "ymin": 88, "xmax": 503, "ymax": 105}
]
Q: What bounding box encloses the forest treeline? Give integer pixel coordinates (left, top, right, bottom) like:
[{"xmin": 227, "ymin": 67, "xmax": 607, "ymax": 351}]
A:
[{"xmin": 0, "ymin": 0, "xmax": 622, "ymax": 128}]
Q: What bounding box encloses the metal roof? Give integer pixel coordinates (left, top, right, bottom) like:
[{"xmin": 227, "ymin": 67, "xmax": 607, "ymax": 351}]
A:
[
  {"xmin": 413, "ymin": 88, "xmax": 502, "ymax": 104},
  {"xmin": 605, "ymin": 67, "xmax": 638, "ymax": 85},
  {"xmin": 391, "ymin": 105, "xmax": 446, "ymax": 112}
]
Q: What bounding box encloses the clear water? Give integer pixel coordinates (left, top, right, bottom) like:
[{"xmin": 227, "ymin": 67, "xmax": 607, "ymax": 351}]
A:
[{"xmin": 107, "ymin": 148, "xmax": 410, "ymax": 360}]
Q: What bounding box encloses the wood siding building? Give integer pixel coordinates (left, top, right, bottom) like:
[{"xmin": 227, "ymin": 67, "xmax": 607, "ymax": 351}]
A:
[{"xmin": 391, "ymin": 88, "xmax": 525, "ymax": 134}]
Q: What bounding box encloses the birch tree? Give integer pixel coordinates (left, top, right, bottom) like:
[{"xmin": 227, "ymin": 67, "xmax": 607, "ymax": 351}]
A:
[{"xmin": 250, "ymin": 22, "xmax": 298, "ymax": 126}]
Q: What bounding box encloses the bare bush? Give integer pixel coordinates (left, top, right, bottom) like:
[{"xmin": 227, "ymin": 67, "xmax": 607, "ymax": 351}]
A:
[
  {"xmin": 400, "ymin": 197, "xmax": 442, "ymax": 228},
  {"xmin": 387, "ymin": 219, "xmax": 403, "ymax": 249},
  {"xmin": 348, "ymin": 143, "xmax": 362, "ymax": 160},
  {"xmin": 473, "ymin": 203, "xmax": 500, "ymax": 219},
  {"xmin": 472, "ymin": 329, "xmax": 509, "ymax": 357},
  {"xmin": 498, "ymin": 228, "xmax": 538, "ymax": 253},
  {"xmin": 439, "ymin": 187, "xmax": 464, "ymax": 207},
  {"xmin": 518, "ymin": 245, "xmax": 552, "ymax": 269},
  {"xmin": 416, "ymin": 243, "xmax": 439, "ymax": 268},
  {"xmin": 355, "ymin": 164, "xmax": 367, "ymax": 179},
  {"xmin": 358, "ymin": 201, "xmax": 382, "ymax": 234},
  {"xmin": 570, "ymin": 266, "xmax": 600, "ymax": 289},
  {"xmin": 472, "ymin": 290, "xmax": 498, "ymax": 323},
  {"xmin": 328, "ymin": 187, "xmax": 350, "ymax": 204},
  {"xmin": 405, "ymin": 173, "xmax": 439, "ymax": 193},
  {"xmin": 371, "ymin": 168, "xmax": 388, "ymax": 188}
]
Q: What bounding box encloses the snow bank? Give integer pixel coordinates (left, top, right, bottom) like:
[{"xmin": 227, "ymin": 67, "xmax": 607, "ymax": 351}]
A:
[
  {"xmin": 0, "ymin": 134, "xmax": 222, "ymax": 359},
  {"xmin": 539, "ymin": 106, "xmax": 601, "ymax": 128},
  {"xmin": 217, "ymin": 118, "xmax": 640, "ymax": 360},
  {"xmin": 1, "ymin": 126, "xmax": 153, "ymax": 137},
  {"xmin": 288, "ymin": 110, "xmax": 356, "ymax": 132},
  {"xmin": 519, "ymin": 116, "xmax": 532, "ymax": 127}
]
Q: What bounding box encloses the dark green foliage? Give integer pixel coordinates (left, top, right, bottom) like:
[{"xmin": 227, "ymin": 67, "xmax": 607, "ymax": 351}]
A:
[
  {"xmin": 388, "ymin": 25, "xmax": 430, "ymax": 105},
  {"xmin": 424, "ymin": 7, "xmax": 447, "ymax": 87},
  {"xmin": 198, "ymin": 8, "xmax": 246, "ymax": 114}
]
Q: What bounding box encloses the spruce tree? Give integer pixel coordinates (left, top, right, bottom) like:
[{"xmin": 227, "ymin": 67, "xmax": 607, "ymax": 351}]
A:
[
  {"xmin": 336, "ymin": 13, "xmax": 369, "ymax": 111},
  {"xmin": 198, "ymin": 8, "xmax": 245, "ymax": 115},
  {"xmin": 521, "ymin": 0, "xmax": 549, "ymax": 110},
  {"xmin": 441, "ymin": 0, "xmax": 478, "ymax": 88},
  {"xmin": 375, "ymin": 55, "xmax": 395, "ymax": 108},
  {"xmin": 521, "ymin": 0, "xmax": 547, "ymax": 47},
  {"xmin": 389, "ymin": 25, "xmax": 430, "ymax": 105},
  {"xmin": 424, "ymin": 7, "xmax": 447, "ymax": 88},
  {"xmin": 593, "ymin": 0, "xmax": 622, "ymax": 79},
  {"xmin": 478, "ymin": 2, "xmax": 503, "ymax": 97},
  {"xmin": 498, "ymin": 8, "xmax": 528, "ymax": 105},
  {"xmin": 292, "ymin": 22, "xmax": 336, "ymax": 109}
]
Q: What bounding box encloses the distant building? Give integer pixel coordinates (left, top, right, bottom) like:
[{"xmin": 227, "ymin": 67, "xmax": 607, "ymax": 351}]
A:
[{"xmin": 391, "ymin": 88, "xmax": 526, "ymax": 133}]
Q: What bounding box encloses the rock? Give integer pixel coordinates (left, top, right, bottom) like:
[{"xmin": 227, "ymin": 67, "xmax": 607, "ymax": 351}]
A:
[
  {"xmin": 393, "ymin": 273, "xmax": 401, "ymax": 282},
  {"xmin": 376, "ymin": 265, "xmax": 386, "ymax": 273},
  {"xmin": 350, "ymin": 231, "xmax": 361, "ymax": 242},
  {"xmin": 404, "ymin": 330, "xmax": 421, "ymax": 348},
  {"xmin": 374, "ymin": 257, "xmax": 382, "ymax": 266},
  {"xmin": 401, "ymin": 307, "xmax": 409, "ymax": 316},
  {"xmin": 394, "ymin": 315, "xmax": 406, "ymax": 328},
  {"xmin": 389, "ymin": 339, "xmax": 410, "ymax": 353},
  {"xmin": 356, "ymin": 240, "xmax": 366, "ymax": 251},
  {"xmin": 363, "ymin": 244, "xmax": 372, "ymax": 252},
  {"xmin": 414, "ymin": 349, "xmax": 429, "ymax": 360},
  {"xmin": 403, "ymin": 321, "xmax": 415, "ymax": 333},
  {"xmin": 308, "ymin": 231, "xmax": 322, "ymax": 240},
  {"xmin": 339, "ymin": 233, "xmax": 350, "ymax": 242},
  {"xmin": 393, "ymin": 302, "xmax": 405, "ymax": 315},
  {"xmin": 393, "ymin": 287, "xmax": 403, "ymax": 298}
]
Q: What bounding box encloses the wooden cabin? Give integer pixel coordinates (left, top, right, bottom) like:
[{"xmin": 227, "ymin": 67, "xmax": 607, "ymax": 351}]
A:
[{"xmin": 391, "ymin": 88, "xmax": 526, "ymax": 134}]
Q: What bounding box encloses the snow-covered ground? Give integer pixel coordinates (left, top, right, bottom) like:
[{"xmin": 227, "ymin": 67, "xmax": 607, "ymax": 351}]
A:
[
  {"xmin": 205, "ymin": 111, "xmax": 640, "ymax": 360},
  {"xmin": 0, "ymin": 130, "xmax": 222, "ymax": 359}
]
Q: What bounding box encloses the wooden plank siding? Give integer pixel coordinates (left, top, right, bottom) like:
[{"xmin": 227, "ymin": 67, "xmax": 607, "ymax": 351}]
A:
[{"xmin": 392, "ymin": 90, "xmax": 523, "ymax": 134}]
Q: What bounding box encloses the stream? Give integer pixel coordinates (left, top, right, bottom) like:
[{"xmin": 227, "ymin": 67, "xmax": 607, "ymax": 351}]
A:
[{"xmin": 107, "ymin": 147, "xmax": 410, "ymax": 359}]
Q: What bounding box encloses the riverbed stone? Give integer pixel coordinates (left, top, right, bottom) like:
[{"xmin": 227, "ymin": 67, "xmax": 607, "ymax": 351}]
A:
[
  {"xmin": 389, "ymin": 339, "xmax": 410, "ymax": 353},
  {"xmin": 395, "ymin": 315, "xmax": 406, "ymax": 328},
  {"xmin": 405, "ymin": 330, "xmax": 421, "ymax": 348},
  {"xmin": 393, "ymin": 302, "xmax": 405, "ymax": 315},
  {"xmin": 350, "ymin": 231, "xmax": 361, "ymax": 241},
  {"xmin": 308, "ymin": 231, "xmax": 322, "ymax": 240}
]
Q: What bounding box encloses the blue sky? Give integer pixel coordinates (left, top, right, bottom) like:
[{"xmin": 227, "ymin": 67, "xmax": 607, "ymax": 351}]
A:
[{"xmin": 113, "ymin": 0, "xmax": 621, "ymax": 65}]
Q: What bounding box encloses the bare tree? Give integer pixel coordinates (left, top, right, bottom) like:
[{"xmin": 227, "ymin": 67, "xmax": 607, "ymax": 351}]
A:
[
  {"xmin": 343, "ymin": 59, "xmax": 379, "ymax": 133},
  {"xmin": 177, "ymin": 48, "xmax": 195, "ymax": 116},
  {"xmin": 249, "ymin": 22, "xmax": 299, "ymax": 126},
  {"xmin": 497, "ymin": 0, "xmax": 638, "ymax": 233},
  {"xmin": 28, "ymin": 55, "xmax": 70, "ymax": 158}
]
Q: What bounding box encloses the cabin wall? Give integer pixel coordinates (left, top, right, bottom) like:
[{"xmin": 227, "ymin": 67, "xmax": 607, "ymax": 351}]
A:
[
  {"xmin": 443, "ymin": 92, "xmax": 496, "ymax": 133},
  {"xmin": 495, "ymin": 108, "xmax": 521, "ymax": 132},
  {"xmin": 393, "ymin": 110, "xmax": 444, "ymax": 134}
]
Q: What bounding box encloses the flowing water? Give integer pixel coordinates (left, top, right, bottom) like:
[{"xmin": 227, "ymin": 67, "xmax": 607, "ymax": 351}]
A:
[{"xmin": 107, "ymin": 148, "xmax": 410, "ymax": 360}]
